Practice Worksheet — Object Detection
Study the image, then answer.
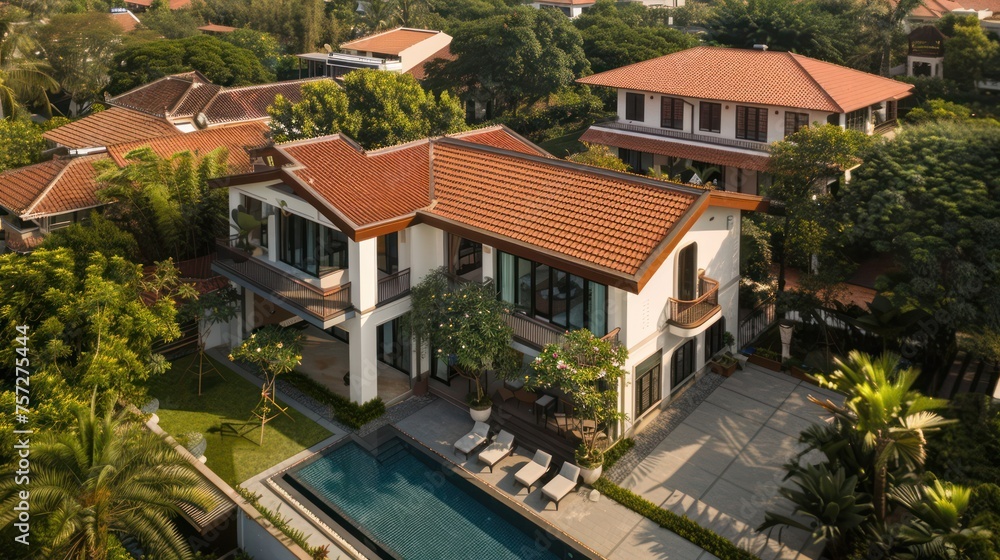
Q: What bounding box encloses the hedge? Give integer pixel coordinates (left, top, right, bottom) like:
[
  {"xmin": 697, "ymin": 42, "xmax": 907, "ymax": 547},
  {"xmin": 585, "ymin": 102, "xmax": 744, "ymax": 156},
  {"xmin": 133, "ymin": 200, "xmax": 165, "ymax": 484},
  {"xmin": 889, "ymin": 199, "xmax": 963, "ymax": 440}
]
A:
[
  {"xmin": 602, "ymin": 438, "xmax": 635, "ymax": 470},
  {"xmin": 235, "ymin": 486, "xmax": 328, "ymax": 559},
  {"xmin": 284, "ymin": 371, "xmax": 386, "ymax": 429},
  {"xmin": 593, "ymin": 479, "xmax": 760, "ymax": 560}
]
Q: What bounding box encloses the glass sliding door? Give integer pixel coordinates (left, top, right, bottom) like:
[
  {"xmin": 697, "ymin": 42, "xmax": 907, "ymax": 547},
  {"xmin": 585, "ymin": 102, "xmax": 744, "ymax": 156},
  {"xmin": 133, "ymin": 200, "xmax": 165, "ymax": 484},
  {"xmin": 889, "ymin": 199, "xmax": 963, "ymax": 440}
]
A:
[
  {"xmin": 447, "ymin": 234, "xmax": 482, "ymax": 282},
  {"xmin": 671, "ymin": 339, "xmax": 696, "ymax": 391},
  {"xmin": 377, "ymin": 232, "xmax": 398, "ymax": 274},
  {"xmin": 278, "ymin": 212, "xmax": 348, "ymax": 277},
  {"xmin": 376, "ymin": 318, "xmax": 410, "ymax": 374},
  {"xmin": 677, "ymin": 243, "xmax": 697, "ymax": 300}
]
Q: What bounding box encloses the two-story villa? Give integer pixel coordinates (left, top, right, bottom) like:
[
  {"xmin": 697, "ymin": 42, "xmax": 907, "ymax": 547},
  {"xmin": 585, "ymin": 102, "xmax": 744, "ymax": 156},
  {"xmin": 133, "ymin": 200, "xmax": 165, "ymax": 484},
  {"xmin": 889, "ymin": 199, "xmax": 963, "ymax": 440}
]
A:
[
  {"xmin": 577, "ymin": 46, "xmax": 914, "ymax": 194},
  {"xmin": 210, "ymin": 125, "xmax": 765, "ymax": 436}
]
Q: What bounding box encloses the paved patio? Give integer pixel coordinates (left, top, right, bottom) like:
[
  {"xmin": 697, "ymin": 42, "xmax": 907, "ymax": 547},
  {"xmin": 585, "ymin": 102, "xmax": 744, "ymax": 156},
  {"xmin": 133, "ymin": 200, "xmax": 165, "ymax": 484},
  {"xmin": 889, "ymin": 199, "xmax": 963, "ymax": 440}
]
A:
[
  {"xmin": 396, "ymin": 399, "xmax": 721, "ymax": 560},
  {"xmin": 297, "ymin": 325, "xmax": 412, "ymax": 405},
  {"xmin": 619, "ymin": 364, "xmax": 843, "ymax": 560}
]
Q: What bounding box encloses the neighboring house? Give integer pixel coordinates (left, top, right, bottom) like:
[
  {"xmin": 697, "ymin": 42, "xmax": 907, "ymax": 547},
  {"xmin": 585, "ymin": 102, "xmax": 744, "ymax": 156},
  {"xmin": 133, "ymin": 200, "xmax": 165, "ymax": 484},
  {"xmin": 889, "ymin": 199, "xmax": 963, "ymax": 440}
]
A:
[
  {"xmin": 894, "ymin": 0, "xmax": 1000, "ymax": 34},
  {"xmin": 296, "ymin": 28, "xmax": 452, "ymax": 80},
  {"xmin": 530, "ymin": 0, "xmax": 597, "ymax": 18},
  {"xmin": 198, "ymin": 24, "xmax": 238, "ymax": 35},
  {"xmin": 124, "ymin": 0, "xmax": 191, "ymax": 11},
  {"xmin": 43, "ymin": 72, "xmax": 323, "ymax": 153},
  {"xmin": 0, "ymin": 122, "xmax": 270, "ymax": 253},
  {"xmin": 576, "ymin": 46, "xmax": 914, "ymax": 194},
  {"xmin": 211, "ymin": 125, "xmax": 764, "ymax": 435},
  {"xmin": 109, "ymin": 8, "xmax": 141, "ymax": 33}
]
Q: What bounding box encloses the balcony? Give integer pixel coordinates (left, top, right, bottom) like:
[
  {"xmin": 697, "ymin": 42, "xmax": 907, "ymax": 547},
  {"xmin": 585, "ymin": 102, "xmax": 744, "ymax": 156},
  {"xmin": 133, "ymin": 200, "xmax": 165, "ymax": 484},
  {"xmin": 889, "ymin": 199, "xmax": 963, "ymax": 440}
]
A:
[
  {"xmin": 213, "ymin": 237, "xmax": 352, "ymax": 325},
  {"xmin": 377, "ymin": 268, "xmax": 411, "ymax": 306},
  {"xmin": 668, "ymin": 275, "xmax": 721, "ymax": 335},
  {"xmin": 504, "ymin": 312, "xmax": 565, "ymax": 350},
  {"xmin": 596, "ymin": 120, "xmax": 771, "ymax": 153},
  {"xmin": 873, "ymin": 119, "xmax": 899, "ymax": 136}
]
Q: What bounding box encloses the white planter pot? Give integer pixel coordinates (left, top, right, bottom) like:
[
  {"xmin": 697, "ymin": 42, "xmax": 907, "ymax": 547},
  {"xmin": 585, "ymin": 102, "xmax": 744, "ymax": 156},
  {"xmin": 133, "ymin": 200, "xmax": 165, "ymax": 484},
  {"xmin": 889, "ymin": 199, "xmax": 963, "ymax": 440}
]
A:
[
  {"xmin": 469, "ymin": 407, "xmax": 492, "ymax": 422},
  {"xmin": 580, "ymin": 464, "xmax": 603, "ymax": 485}
]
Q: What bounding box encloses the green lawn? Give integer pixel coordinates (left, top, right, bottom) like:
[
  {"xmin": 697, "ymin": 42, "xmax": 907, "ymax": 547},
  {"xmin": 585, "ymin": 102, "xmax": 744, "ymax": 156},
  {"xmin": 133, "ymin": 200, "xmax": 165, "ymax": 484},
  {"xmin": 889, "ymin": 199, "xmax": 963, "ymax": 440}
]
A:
[
  {"xmin": 147, "ymin": 354, "xmax": 332, "ymax": 486},
  {"xmin": 538, "ymin": 126, "xmax": 588, "ymax": 157}
]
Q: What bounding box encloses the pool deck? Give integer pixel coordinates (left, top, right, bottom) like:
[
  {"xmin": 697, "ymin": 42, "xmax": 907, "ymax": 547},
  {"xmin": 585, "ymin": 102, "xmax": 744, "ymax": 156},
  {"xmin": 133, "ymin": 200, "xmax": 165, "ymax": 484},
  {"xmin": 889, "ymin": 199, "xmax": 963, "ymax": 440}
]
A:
[{"xmin": 395, "ymin": 399, "xmax": 721, "ymax": 560}]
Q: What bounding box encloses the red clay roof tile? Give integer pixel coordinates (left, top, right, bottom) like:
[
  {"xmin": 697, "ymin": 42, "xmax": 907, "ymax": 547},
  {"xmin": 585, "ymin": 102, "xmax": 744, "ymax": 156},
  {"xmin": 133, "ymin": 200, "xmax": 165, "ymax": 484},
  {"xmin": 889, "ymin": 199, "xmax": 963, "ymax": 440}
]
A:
[
  {"xmin": 106, "ymin": 122, "xmax": 270, "ymax": 173},
  {"xmin": 340, "ymin": 28, "xmax": 442, "ymax": 56},
  {"xmin": 577, "ymin": 47, "xmax": 914, "ymax": 113},
  {"xmin": 580, "ymin": 128, "xmax": 772, "ymax": 172},
  {"xmin": 0, "ymin": 155, "xmax": 106, "ymax": 219},
  {"xmin": 42, "ymin": 107, "xmax": 179, "ymax": 149}
]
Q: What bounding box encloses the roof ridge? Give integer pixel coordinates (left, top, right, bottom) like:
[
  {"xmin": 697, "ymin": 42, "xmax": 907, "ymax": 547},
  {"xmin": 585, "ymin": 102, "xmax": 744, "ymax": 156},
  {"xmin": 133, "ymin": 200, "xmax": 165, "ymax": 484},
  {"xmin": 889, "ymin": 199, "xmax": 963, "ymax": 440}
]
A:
[
  {"xmin": 364, "ymin": 136, "xmax": 431, "ymax": 156},
  {"xmin": 219, "ymin": 78, "xmax": 325, "ymax": 94},
  {"xmin": 21, "ymin": 157, "xmax": 83, "ymax": 218},
  {"xmin": 341, "ymin": 26, "xmax": 406, "ymax": 46},
  {"xmin": 786, "ymin": 52, "xmax": 845, "ymax": 113}
]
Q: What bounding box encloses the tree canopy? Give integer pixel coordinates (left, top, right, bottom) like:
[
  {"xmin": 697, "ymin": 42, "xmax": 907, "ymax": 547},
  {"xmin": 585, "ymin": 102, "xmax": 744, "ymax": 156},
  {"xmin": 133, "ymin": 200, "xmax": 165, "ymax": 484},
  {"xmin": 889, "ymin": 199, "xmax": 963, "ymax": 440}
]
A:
[
  {"xmin": 838, "ymin": 120, "xmax": 1000, "ymax": 343},
  {"xmin": 0, "ymin": 118, "xmax": 45, "ymax": 171},
  {"xmin": 426, "ymin": 6, "xmax": 590, "ymax": 116},
  {"xmin": 107, "ymin": 34, "xmax": 272, "ymax": 95},
  {"xmin": 268, "ymin": 71, "xmax": 466, "ymax": 148},
  {"xmin": 34, "ymin": 12, "xmax": 123, "ymax": 107}
]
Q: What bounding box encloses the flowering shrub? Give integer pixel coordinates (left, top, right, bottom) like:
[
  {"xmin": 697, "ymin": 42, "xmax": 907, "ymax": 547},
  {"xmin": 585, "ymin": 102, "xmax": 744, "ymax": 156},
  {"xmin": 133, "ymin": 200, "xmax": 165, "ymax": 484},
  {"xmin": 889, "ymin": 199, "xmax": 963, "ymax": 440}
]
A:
[
  {"xmin": 229, "ymin": 325, "xmax": 304, "ymax": 378},
  {"xmin": 530, "ymin": 329, "xmax": 628, "ymax": 466}
]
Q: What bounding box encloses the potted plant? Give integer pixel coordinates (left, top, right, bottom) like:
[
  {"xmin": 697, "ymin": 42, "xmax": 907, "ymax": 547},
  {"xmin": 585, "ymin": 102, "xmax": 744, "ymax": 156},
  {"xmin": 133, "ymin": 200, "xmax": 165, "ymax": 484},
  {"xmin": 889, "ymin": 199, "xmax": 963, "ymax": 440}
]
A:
[
  {"xmin": 528, "ymin": 329, "xmax": 629, "ymax": 485},
  {"xmin": 747, "ymin": 347, "xmax": 783, "ymax": 371},
  {"xmin": 709, "ymin": 352, "xmax": 739, "ymax": 377},
  {"xmin": 407, "ymin": 269, "xmax": 518, "ymax": 421},
  {"xmin": 230, "ymin": 205, "xmax": 267, "ymax": 262}
]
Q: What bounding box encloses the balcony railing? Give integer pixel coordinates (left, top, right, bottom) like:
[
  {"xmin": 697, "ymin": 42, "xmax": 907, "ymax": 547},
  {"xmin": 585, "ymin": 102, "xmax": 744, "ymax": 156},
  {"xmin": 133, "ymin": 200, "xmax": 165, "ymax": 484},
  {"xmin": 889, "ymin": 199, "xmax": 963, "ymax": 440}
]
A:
[
  {"xmin": 377, "ymin": 268, "xmax": 411, "ymax": 305},
  {"xmin": 873, "ymin": 120, "xmax": 898, "ymax": 136},
  {"xmin": 596, "ymin": 120, "xmax": 772, "ymax": 153},
  {"xmin": 214, "ymin": 237, "xmax": 352, "ymax": 322},
  {"xmin": 504, "ymin": 312, "xmax": 565, "ymax": 350},
  {"xmin": 669, "ymin": 275, "xmax": 721, "ymax": 329}
]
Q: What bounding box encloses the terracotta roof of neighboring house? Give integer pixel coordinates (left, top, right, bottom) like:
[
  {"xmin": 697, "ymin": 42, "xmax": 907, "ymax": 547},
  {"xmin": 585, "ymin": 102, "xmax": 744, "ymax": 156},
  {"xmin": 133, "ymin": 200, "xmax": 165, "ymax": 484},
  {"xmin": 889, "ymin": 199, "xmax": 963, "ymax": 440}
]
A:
[
  {"xmin": 5, "ymin": 235, "xmax": 46, "ymax": 254},
  {"xmin": 0, "ymin": 155, "xmax": 106, "ymax": 219},
  {"xmin": 580, "ymin": 127, "xmax": 773, "ymax": 172},
  {"xmin": 109, "ymin": 10, "xmax": 140, "ymax": 32},
  {"xmin": 198, "ymin": 24, "xmax": 237, "ymax": 33},
  {"xmin": 106, "ymin": 122, "xmax": 270, "ymax": 173},
  {"xmin": 199, "ymin": 79, "xmax": 319, "ymax": 125},
  {"xmin": 340, "ymin": 28, "xmax": 442, "ymax": 56},
  {"xmin": 126, "ymin": 0, "xmax": 191, "ymax": 8},
  {"xmin": 106, "ymin": 72, "xmax": 212, "ymax": 117},
  {"xmin": 962, "ymin": 0, "xmax": 1000, "ymax": 10},
  {"xmin": 908, "ymin": 0, "xmax": 965, "ymax": 18},
  {"xmin": 42, "ymin": 107, "xmax": 179, "ymax": 150},
  {"xmin": 577, "ymin": 46, "xmax": 914, "ymax": 113},
  {"xmin": 424, "ymin": 140, "xmax": 701, "ymax": 278},
  {"xmin": 449, "ymin": 126, "xmax": 551, "ymax": 157},
  {"xmin": 536, "ymin": 0, "xmax": 596, "ymax": 5},
  {"xmin": 406, "ymin": 45, "xmax": 454, "ymax": 81}
]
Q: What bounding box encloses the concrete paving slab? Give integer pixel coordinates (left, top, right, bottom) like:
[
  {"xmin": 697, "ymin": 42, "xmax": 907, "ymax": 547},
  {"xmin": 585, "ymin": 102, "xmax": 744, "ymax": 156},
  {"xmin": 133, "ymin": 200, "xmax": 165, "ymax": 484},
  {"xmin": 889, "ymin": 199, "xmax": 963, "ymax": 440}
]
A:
[
  {"xmin": 681, "ymin": 401, "xmax": 765, "ymax": 449},
  {"xmin": 720, "ymin": 367, "xmax": 799, "ymax": 403},
  {"xmin": 609, "ymin": 518, "xmax": 710, "ymax": 560},
  {"xmin": 705, "ymin": 386, "xmax": 780, "ymax": 423},
  {"xmin": 765, "ymin": 409, "xmax": 825, "ymax": 438}
]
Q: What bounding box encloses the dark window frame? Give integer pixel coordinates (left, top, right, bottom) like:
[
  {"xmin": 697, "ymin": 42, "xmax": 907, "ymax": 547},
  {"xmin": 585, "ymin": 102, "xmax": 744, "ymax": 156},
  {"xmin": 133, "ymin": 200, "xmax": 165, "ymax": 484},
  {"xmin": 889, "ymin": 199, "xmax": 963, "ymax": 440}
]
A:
[
  {"xmin": 784, "ymin": 112, "xmax": 810, "ymax": 137},
  {"xmin": 635, "ymin": 352, "xmax": 663, "ymax": 417},
  {"xmin": 376, "ymin": 317, "xmax": 411, "ymax": 374},
  {"xmin": 845, "ymin": 107, "xmax": 868, "ymax": 131},
  {"xmin": 704, "ymin": 317, "xmax": 727, "ymax": 362},
  {"xmin": 671, "ymin": 338, "xmax": 697, "ymax": 390},
  {"xmin": 699, "ymin": 102, "xmax": 721, "ymax": 133},
  {"xmin": 625, "ymin": 92, "xmax": 645, "ymax": 121},
  {"xmin": 660, "ymin": 96, "xmax": 684, "ymax": 130},
  {"xmin": 736, "ymin": 106, "xmax": 769, "ymax": 142}
]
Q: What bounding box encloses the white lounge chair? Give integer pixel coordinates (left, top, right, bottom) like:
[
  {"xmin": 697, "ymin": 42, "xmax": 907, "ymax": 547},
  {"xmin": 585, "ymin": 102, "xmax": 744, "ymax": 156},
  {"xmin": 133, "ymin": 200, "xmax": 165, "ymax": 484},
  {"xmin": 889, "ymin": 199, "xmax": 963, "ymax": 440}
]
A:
[
  {"xmin": 514, "ymin": 450, "xmax": 552, "ymax": 493},
  {"xmin": 453, "ymin": 421, "xmax": 490, "ymax": 460},
  {"xmin": 541, "ymin": 462, "xmax": 581, "ymax": 510},
  {"xmin": 477, "ymin": 430, "xmax": 515, "ymax": 473}
]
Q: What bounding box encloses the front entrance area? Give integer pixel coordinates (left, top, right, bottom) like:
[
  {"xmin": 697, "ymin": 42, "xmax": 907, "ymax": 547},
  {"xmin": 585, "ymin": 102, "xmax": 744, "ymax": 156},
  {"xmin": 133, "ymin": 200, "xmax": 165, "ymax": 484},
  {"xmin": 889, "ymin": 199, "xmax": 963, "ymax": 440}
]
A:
[{"xmin": 298, "ymin": 325, "xmax": 411, "ymax": 404}]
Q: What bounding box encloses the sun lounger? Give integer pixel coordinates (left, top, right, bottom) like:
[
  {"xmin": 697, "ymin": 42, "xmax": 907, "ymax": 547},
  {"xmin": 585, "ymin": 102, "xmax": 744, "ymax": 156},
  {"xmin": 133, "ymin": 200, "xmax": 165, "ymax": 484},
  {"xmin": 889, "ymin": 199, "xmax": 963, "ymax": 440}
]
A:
[
  {"xmin": 514, "ymin": 449, "xmax": 552, "ymax": 492},
  {"xmin": 477, "ymin": 430, "xmax": 515, "ymax": 472},
  {"xmin": 453, "ymin": 421, "xmax": 490, "ymax": 460},
  {"xmin": 541, "ymin": 462, "xmax": 581, "ymax": 510}
]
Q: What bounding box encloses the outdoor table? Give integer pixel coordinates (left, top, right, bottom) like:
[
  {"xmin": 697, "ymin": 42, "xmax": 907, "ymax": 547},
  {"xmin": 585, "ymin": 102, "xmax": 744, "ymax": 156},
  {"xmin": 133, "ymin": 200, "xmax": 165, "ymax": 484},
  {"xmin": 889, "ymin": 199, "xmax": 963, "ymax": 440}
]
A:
[{"xmin": 535, "ymin": 394, "xmax": 555, "ymax": 425}]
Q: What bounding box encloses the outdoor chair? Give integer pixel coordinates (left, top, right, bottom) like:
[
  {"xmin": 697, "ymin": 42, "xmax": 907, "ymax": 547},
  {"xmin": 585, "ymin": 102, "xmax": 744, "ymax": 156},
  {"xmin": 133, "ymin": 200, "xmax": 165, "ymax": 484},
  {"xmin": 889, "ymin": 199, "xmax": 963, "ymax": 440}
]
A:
[
  {"xmin": 477, "ymin": 430, "xmax": 515, "ymax": 473},
  {"xmin": 514, "ymin": 388, "xmax": 537, "ymax": 409},
  {"xmin": 542, "ymin": 462, "xmax": 581, "ymax": 510},
  {"xmin": 496, "ymin": 387, "xmax": 515, "ymax": 408},
  {"xmin": 553, "ymin": 413, "xmax": 575, "ymax": 436},
  {"xmin": 514, "ymin": 449, "xmax": 552, "ymax": 493},
  {"xmin": 453, "ymin": 421, "xmax": 490, "ymax": 460}
]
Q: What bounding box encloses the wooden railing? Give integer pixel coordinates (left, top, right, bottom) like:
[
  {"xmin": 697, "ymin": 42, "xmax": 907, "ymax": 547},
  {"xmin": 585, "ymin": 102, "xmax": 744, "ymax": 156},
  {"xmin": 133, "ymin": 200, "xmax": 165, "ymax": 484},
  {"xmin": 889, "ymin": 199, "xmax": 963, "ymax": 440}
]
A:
[
  {"xmin": 504, "ymin": 312, "xmax": 565, "ymax": 349},
  {"xmin": 668, "ymin": 275, "xmax": 721, "ymax": 328},
  {"xmin": 214, "ymin": 237, "xmax": 352, "ymax": 322},
  {"xmin": 873, "ymin": 120, "xmax": 898, "ymax": 136},
  {"xmin": 596, "ymin": 120, "xmax": 772, "ymax": 153},
  {"xmin": 377, "ymin": 268, "xmax": 410, "ymax": 305}
]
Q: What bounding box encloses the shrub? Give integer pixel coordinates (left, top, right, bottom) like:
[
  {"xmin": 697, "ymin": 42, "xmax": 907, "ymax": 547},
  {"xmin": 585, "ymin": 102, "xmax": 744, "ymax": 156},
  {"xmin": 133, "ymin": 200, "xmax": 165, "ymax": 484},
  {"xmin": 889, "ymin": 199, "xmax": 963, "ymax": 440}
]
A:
[
  {"xmin": 235, "ymin": 486, "xmax": 324, "ymax": 558},
  {"xmin": 284, "ymin": 371, "xmax": 386, "ymax": 429},
  {"xmin": 593, "ymin": 478, "xmax": 759, "ymax": 560},
  {"xmin": 602, "ymin": 438, "xmax": 635, "ymax": 470}
]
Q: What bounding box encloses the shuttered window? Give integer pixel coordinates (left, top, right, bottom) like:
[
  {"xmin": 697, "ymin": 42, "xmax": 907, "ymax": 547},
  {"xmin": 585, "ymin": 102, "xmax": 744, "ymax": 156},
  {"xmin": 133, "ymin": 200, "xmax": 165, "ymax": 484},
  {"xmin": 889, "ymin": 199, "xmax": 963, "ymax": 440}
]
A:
[
  {"xmin": 704, "ymin": 317, "xmax": 727, "ymax": 362},
  {"xmin": 699, "ymin": 102, "xmax": 721, "ymax": 133},
  {"xmin": 784, "ymin": 112, "xmax": 810, "ymax": 137},
  {"xmin": 635, "ymin": 353, "xmax": 662, "ymax": 417},
  {"xmin": 671, "ymin": 339, "xmax": 696, "ymax": 390},
  {"xmin": 625, "ymin": 92, "xmax": 644, "ymax": 121},
  {"xmin": 660, "ymin": 97, "xmax": 684, "ymax": 130},
  {"xmin": 736, "ymin": 106, "xmax": 768, "ymax": 142}
]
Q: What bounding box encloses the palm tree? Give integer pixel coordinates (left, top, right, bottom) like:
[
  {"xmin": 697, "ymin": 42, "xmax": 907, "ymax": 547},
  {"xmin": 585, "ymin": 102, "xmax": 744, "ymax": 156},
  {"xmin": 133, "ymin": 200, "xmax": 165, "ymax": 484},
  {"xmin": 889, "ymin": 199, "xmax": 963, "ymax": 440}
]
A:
[
  {"xmin": 0, "ymin": 7, "xmax": 59, "ymax": 118},
  {"xmin": 758, "ymin": 463, "xmax": 873, "ymax": 559},
  {"xmin": 0, "ymin": 393, "xmax": 212, "ymax": 560},
  {"xmin": 360, "ymin": 0, "xmax": 396, "ymax": 33},
  {"xmin": 811, "ymin": 351, "xmax": 953, "ymax": 523},
  {"xmin": 891, "ymin": 480, "xmax": 994, "ymax": 559},
  {"xmin": 862, "ymin": 0, "xmax": 925, "ymax": 76}
]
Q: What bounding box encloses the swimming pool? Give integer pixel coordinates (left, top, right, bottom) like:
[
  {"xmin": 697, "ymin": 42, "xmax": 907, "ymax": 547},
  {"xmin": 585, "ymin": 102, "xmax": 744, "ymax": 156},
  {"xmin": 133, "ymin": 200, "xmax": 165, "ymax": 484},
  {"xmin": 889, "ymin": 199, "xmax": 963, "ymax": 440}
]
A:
[{"xmin": 277, "ymin": 431, "xmax": 589, "ymax": 559}]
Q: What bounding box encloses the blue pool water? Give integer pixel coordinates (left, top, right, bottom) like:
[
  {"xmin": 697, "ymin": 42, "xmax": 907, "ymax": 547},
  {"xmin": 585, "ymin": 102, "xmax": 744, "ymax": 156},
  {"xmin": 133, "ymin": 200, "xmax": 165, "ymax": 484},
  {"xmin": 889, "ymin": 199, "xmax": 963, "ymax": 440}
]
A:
[{"xmin": 288, "ymin": 437, "xmax": 571, "ymax": 560}]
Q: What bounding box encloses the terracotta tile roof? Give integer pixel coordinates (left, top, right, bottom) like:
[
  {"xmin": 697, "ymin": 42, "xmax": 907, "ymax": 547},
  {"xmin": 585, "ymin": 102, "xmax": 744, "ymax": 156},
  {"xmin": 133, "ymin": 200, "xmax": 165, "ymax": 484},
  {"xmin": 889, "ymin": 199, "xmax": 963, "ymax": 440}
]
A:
[
  {"xmin": 170, "ymin": 83, "xmax": 224, "ymax": 118},
  {"xmin": 198, "ymin": 24, "xmax": 237, "ymax": 33},
  {"xmin": 0, "ymin": 155, "xmax": 106, "ymax": 219},
  {"xmin": 908, "ymin": 0, "xmax": 964, "ymax": 17},
  {"xmin": 106, "ymin": 122, "xmax": 270, "ymax": 173},
  {"xmin": 577, "ymin": 46, "xmax": 914, "ymax": 113},
  {"xmin": 110, "ymin": 11, "xmax": 140, "ymax": 33},
  {"xmin": 406, "ymin": 45, "xmax": 454, "ymax": 81},
  {"xmin": 126, "ymin": 0, "xmax": 190, "ymax": 8},
  {"xmin": 42, "ymin": 107, "xmax": 179, "ymax": 149},
  {"xmin": 425, "ymin": 141, "xmax": 701, "ymax": 276},
  {"xmin": 537, "ymin": 0, "xmax": 596, "ymax": 5},
  {"xmin": 580, "ymin": 127, "xmax": 772, "ymax": 172},
  {"xmin": 274, "ymin": 126, "xmax": 544, "ymax": 230},
  {"xmin": 200, "ymin": 79, "xmax": 320, "ymax": 125},
  {"xmin": 108, "ymin": 73, "xmax": 211, "ymax": 117},
  {"xmin": 963, "ymin": 0, "xmax": 1000, "ymax": 10},
  {"xmin": 340, "ymin": 28, "xmax": 442, "ymax": 56}
]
